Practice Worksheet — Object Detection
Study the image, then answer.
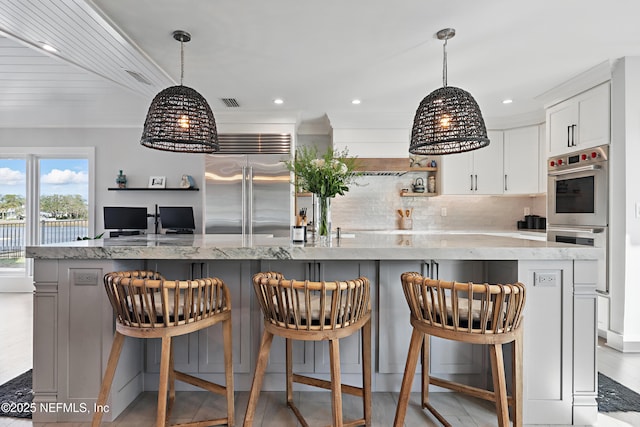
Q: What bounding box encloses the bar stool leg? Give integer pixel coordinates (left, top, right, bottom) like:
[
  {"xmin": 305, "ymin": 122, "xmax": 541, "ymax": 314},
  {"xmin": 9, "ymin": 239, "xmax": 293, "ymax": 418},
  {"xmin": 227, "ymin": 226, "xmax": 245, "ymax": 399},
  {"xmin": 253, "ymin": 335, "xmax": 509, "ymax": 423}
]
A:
[
  {"xmin": 512, "ymin": 330, "xmax": 524, "ymax": 427},
  {"xmin": 286, "ymin": 338, "xmax": 293, "ymax": 406},
  {"xmin": 156, "ymin": 336, "xmax": 172, "ymax": 427},
  {"xmin": 328, "ymin": 338, "xmax": 343, "ymax": 427},
  {"xmin": 243, "ymin": 329, "xmax": 274, "ymax": 427},
  {"xmin": 489, "ymin": 343, "xmax": 509, "ymax": 427},
  {"xmin": 361, "ymin": 319, "xmax": 372, "ymax": 426},
  {"xmin": 421, "ymin": 334, "xmax": 430, "ymax": 408},
  {"xmin": 393, "ymin": 328, "xmax": 423, "ymax": 427},
  {"xmin": 167, "ymin": 341, "xmax": 176, "ymax": 418},
  {"xmin": 223, "ymin": 316, "xmax": 235, "ymax": 426},
  {"xmin": 92, "ymin": 331, "xmax": 125, "ymax": 427}
]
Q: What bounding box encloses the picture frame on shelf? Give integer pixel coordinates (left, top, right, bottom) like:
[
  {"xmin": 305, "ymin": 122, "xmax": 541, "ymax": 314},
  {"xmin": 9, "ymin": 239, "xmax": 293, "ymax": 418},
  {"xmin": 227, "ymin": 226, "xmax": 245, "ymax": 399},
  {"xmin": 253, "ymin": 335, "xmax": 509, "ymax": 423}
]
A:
[{"xmin": 148, "ymin": 176, "xmax": 166, "ymax": 188}]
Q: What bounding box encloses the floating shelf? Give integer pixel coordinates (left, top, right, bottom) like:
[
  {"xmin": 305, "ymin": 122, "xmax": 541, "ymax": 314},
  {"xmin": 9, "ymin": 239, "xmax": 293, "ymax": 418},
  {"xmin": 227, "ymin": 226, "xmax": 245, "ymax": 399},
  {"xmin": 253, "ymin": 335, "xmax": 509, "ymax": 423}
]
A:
[
  {"xmin": 400, "ymin": 192, "xmax": 437, "ymax": 197},
  {"xmin": 108, "ymin": 187, "xmax": 199, "ymax": 191},
  {"xmin": 407, "ymin": 167, "xmax": 437, "ymax": 172}
]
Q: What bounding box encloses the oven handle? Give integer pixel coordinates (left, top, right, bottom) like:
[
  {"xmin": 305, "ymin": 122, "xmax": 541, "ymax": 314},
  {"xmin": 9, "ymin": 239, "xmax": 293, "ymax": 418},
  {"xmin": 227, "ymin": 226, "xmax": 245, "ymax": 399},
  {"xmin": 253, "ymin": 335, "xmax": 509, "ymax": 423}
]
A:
[
  {"xmin": 548, "ymin": 164, "xmax": 601, "ymax": 176},
  {"xmin": 547, "ymin": 226, "xmax": 605, "ymax": 234}
]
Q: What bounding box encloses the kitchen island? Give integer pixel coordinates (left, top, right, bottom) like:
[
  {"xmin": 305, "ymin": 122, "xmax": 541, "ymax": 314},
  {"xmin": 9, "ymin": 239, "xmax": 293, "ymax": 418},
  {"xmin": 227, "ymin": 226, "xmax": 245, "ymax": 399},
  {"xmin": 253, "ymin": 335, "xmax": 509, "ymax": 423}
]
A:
[{"xmin": 27, "ymin": 232, "xmax": 601, "ymax": 425}]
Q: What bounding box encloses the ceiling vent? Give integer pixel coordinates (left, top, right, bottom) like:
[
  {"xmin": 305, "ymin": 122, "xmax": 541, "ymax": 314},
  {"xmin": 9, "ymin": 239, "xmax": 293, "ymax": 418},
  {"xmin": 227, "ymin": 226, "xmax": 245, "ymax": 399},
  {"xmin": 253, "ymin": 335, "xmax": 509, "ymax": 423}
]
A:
[
  {"xmin": 215, "ymin": 133, "xmax": 291, "ymax": 154},
  {"xmin": 125, "ymin": 70, "xmax": 152, "ymax": 85},
  {"xmin": 221, "ymin": 98, "xmax": 240, "ymax": 107}
]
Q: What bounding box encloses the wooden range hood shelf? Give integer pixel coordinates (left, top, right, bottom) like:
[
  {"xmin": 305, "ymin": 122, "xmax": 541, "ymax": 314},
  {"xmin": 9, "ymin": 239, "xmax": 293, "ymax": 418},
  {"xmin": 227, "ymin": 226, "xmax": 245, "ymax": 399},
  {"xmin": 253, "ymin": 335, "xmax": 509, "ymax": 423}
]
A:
[{"xmin": 354, "ymin": 158, "xmax": 436, "ymax": 176}]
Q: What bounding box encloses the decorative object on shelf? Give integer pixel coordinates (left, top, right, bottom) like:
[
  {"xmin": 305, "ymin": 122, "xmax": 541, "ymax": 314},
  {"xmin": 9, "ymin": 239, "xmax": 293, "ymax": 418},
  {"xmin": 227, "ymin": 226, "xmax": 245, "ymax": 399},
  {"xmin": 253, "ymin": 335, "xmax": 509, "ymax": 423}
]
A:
[
  {"xmin": 428, "ymin": 175, "xmax": 436, "ymax": 193},
  {"xmin": 409, "ymin": 155, "xmax": 429, "ymax": 168},
  {"xmin": 115, "ymin": 170, "xmax": 127, "ymax": 188},
  {"xmin": 140, "ymin": 30, "xmax": 219, "ymax": 154},
  {"xmin": 180, "ymin": 174, "xmax": 196, "ymax": 189},
  {"xmin": 412, "ymin": 177, "xmax": 425, "ymax": 193},
  {"xmin": 284, "ymin": 146, "xmax": 360, "ymax": 239},
  {"xmin": 148, "ymin": 176, "xmax": 166, "ymax": 188},
  {"xmin": 409, "ymin": 28, "xmax": 490, "ymax": 155}
]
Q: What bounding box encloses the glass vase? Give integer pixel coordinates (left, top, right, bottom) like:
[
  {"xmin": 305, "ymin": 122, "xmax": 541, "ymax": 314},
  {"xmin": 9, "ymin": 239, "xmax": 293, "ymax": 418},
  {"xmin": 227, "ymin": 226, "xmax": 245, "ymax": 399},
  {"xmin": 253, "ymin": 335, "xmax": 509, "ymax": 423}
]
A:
[{"xmin": 317, "ymin": 196, "xmax": 331, "ymax": 239}]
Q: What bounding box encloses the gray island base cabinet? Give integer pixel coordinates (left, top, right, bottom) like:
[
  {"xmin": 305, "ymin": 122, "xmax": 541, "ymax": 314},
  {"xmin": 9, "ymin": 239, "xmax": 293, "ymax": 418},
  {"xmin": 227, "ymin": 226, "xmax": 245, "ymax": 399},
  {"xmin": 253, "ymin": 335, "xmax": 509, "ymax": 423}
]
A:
[{"xmin": 27, "ymin": 233, "xmax": 600, "ymax": 425}]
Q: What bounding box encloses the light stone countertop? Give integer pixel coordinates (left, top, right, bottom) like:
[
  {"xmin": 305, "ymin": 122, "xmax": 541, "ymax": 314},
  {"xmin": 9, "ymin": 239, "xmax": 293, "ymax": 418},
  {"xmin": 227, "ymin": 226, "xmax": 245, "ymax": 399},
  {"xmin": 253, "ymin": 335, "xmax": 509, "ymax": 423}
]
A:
[{"xmin": 26, "ymin": 231, "xmax": 600, "ymax": 261}]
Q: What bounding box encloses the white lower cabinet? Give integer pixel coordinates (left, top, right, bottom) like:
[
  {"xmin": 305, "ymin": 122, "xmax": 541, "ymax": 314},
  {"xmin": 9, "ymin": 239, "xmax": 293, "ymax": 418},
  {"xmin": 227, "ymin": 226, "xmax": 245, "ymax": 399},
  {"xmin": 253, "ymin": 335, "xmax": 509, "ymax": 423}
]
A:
[{"xmin": 378, "ymin": 260, "xmax": 487, "ymax": 388}]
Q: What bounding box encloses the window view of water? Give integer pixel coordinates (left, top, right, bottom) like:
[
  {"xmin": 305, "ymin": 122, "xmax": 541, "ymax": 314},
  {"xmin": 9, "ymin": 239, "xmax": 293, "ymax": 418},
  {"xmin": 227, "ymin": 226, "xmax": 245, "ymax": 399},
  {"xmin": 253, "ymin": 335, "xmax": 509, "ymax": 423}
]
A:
[
  {"xmin": 1, "ymin": 156, "xmax": 90, "ymax": 281},
  {"xmin": 0, "ymin": 220, "xmax": 88, "ymax": 263}
]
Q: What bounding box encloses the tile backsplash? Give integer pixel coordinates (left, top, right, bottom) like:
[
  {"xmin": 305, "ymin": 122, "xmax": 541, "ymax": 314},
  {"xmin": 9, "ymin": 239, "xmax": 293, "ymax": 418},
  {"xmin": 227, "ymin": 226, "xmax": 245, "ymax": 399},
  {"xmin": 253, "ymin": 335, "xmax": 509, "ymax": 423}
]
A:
[{"xmin": 328, "ymin": 175, "xmax": 546, "ymax": 231}]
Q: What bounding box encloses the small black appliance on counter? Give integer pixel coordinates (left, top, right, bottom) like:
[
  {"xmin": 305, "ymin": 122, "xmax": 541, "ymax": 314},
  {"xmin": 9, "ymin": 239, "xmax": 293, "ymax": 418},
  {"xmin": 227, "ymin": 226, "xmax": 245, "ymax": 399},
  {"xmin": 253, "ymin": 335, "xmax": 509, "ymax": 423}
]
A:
[{"xmin": 517, "ymin": 215, "xmax": 546, "ymax": 230}]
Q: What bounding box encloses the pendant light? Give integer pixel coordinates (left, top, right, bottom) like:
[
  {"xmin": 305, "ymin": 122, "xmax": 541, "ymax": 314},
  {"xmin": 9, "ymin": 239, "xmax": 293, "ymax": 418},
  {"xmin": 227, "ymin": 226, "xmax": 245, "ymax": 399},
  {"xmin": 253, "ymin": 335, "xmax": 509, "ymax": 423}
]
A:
[
  {"xmin": 141, "ymin": 30, "xmax": 219, "ymax": 153},
  {"xmin": 409, "ymin": 28, "xmax": 489, "ymax": 155}
]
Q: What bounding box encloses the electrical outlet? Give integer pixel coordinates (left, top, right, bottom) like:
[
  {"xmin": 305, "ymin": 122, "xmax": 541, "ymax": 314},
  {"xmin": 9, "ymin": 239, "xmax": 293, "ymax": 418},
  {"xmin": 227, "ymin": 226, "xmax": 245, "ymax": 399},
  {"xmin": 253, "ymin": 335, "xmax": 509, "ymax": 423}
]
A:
[
  {"xmin": 524, "ymin": 207, "xmax": 531, "ymax": 216},
  {"xmin": 636, "ymin": 202, "xmax": 640, "ymax": 219},
  {"xmin": 534, "ymin": 271, "xmax": 559, "ymax": 287},
  {"xmin": 441, "ymin": 207, "xmax": 447, "ymax": 217},
  {"xmin": 73, "ymin": 270, "xmax": 99, "ymax": 286}
]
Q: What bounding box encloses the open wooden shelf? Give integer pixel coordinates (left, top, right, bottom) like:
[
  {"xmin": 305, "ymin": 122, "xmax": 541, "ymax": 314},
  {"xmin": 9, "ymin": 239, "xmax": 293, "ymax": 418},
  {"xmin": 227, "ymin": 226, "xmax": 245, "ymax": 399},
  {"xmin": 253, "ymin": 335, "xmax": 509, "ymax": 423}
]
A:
[{"xmin": 407, "ymin": 167, "xmax": 437, "ymax": 172}]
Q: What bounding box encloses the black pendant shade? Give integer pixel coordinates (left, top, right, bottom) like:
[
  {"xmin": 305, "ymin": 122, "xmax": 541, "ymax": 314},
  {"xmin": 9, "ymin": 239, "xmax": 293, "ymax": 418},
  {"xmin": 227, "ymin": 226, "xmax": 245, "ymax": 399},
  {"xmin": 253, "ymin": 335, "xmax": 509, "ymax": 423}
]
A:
[
  {"xmin": 141, "ymin": 85, "xmax": 219, "ymax": 153},
  {"xmin": 409, "ymin": 85, "xmax": 489, "ymax": 155},
  {"xmin": 140, "ymin": 30, "xmax": 218, "ymax": 154},
  {"xmin": 409, "ymin": 28, "xmax": 489, "ymax": 155}
]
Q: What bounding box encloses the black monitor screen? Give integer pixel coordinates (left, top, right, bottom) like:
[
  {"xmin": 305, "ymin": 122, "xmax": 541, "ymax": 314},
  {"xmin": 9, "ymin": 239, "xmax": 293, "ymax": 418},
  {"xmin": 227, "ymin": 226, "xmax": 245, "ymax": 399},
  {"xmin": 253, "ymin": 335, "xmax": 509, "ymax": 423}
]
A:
[
  {"xmin": 103, "ymin": 207, "xmax": 148, "ymax": 230},
  {"xmin": 159, "ymin": 206, "xmax": 196, "ymax": 230}
]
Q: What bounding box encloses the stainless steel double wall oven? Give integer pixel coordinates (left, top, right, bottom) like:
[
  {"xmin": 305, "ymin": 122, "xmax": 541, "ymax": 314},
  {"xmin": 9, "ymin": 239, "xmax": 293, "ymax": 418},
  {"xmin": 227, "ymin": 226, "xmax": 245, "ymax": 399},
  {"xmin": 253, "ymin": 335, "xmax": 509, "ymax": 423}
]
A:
[{"xmin": 547, "ymin": 145, "xmax": 608, "ymax": 293}]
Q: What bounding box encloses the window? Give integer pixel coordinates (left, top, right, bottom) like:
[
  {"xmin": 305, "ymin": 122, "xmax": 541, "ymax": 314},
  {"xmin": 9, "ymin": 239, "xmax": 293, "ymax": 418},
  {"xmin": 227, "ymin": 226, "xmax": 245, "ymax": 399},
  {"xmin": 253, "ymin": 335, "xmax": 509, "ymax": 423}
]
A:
[{"xmin": 0, "ymin": 148, "xmax": 94, "ymax": 291}]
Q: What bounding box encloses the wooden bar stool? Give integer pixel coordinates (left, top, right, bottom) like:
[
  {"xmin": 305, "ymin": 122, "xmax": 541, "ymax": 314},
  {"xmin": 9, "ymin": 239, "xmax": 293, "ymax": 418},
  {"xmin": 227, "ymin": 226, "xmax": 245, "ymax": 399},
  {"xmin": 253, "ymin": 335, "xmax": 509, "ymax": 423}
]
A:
[
  {"xmin": 243, "ymin": 271, "xmax": 372, "ymax": 427},
  {"xmin": 92, "ymin": 270, "xmax": 234, "ymax": 427},
  {"xmin": 393, "ymin": 272, "xmax": 526, "ymax": 427}
]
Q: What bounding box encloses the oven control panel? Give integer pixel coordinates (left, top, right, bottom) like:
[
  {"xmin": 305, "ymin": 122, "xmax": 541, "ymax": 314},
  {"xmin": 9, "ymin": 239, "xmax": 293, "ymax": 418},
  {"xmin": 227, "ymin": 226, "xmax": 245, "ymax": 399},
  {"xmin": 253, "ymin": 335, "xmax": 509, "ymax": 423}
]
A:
[{"xmin": 548, "ymin": 145, "xmax": 608, "ymax": 171}]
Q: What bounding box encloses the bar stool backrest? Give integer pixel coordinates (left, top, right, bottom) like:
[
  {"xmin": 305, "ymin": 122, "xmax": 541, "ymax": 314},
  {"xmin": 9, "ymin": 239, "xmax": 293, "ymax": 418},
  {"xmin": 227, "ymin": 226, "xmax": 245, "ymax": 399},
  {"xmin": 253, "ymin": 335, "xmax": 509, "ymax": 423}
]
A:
[
  {"xmin": 104, "ymin": 270, "xmax": 230, "ymax": 329},
  {"xmin": 400, "ymin": 272, "xmax": 526, "ymax": 335},
  {"xmin": 252, "ymin": 271, "xmax": 371, "ymax": 332}
]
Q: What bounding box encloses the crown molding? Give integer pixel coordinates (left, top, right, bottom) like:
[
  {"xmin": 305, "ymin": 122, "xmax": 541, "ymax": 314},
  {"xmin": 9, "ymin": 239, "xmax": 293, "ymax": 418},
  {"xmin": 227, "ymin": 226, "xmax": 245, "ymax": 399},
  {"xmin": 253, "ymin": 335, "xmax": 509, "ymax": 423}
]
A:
[{"xmin": 535, "ymin": 60, "xmax": 612, "ymax": 109}]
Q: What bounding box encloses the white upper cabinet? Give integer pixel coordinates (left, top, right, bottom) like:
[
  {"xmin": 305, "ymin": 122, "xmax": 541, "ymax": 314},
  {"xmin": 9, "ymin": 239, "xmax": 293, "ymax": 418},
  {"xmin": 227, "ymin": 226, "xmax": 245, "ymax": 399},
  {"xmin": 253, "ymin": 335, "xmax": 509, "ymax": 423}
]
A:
[
  {"xmin": 547, "ymin": 82, "xmax": 610, "ymax": 156},
  {"xmin": 441, "ymin": 131, "xmax": 504, "ymax": 195},
  {"xmin": 503, "ymin": 126, "xmax": 540, "ymax": 194}
]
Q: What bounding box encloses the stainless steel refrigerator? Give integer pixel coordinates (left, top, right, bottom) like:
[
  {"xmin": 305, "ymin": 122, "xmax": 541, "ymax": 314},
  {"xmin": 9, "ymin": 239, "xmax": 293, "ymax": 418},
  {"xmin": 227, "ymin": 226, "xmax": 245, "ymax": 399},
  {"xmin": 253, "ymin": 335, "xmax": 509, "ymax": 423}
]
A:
[{"xmin": 205, "ymin": 154, "xmax": 292, "ymax": 238}]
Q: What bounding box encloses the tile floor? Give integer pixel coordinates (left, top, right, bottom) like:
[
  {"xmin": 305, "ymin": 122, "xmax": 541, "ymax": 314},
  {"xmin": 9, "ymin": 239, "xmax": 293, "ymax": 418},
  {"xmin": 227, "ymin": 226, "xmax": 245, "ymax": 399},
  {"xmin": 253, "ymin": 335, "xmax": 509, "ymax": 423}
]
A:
[{"xmin": 1, "ymin": 292, "xmax": 639, "ymax": 426}]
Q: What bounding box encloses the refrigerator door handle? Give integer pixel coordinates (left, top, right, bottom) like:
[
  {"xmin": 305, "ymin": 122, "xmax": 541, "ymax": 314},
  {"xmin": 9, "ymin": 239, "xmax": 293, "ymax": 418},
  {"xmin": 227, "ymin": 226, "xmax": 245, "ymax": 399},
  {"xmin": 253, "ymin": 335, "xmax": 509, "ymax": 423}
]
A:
[
  {"xmin": 247, "ymin": 166, "xmax": 254, "ymax": 238},
  {"xmin": 241, "ymin": 166, "xmax": 247, "ymax": 237}
]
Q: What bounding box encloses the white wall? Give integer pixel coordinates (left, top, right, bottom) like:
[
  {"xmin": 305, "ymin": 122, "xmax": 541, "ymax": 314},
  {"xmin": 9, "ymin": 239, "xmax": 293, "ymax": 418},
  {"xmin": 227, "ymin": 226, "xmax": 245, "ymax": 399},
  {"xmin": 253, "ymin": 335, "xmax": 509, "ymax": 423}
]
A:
[
  {"xmin": 609, "ymin": 57, "xmax": 640, "ymax": 351},
  {"xmin": 0, "ymin": 127, "xmax": 205, "ymax": 234}
]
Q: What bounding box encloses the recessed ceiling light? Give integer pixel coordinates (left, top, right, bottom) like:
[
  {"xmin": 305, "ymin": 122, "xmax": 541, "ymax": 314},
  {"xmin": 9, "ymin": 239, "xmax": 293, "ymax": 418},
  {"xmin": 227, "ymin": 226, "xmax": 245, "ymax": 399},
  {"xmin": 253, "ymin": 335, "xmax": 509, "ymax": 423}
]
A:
[
  {"xmin": 41, "ymin": 43, "xmax": 58, "ymax": 53},
  {"xmin": 352, "ymin": 99, "xmax": 361, "ymax": 105},
  {"xmin": 273, "ymin": 98, "xmax": 284, "ymax": 105},
  {"xmin": 502, "ymin": 99, "xmax": 513, "ymax": 104}
]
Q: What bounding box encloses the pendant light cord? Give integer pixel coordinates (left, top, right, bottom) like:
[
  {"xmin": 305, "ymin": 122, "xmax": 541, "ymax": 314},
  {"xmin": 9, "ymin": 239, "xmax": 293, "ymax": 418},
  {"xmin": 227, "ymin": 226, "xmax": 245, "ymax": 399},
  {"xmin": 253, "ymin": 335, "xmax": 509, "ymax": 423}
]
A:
[
  {"xmin": 180, "ymin": 39, "xmax": 184, "ymax": 86},
  {"xmin": 442, "ymin": 37, "xmax": 448, "ymax": 88}
]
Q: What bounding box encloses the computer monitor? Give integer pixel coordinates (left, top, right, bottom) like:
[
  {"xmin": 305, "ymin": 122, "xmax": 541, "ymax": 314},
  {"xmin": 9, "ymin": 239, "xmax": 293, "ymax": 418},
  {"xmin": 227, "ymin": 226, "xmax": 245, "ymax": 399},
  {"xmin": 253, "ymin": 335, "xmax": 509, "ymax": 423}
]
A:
[
  {"xmin": 159, "ymin": 206, "xmax": 196, "ymax": 234},
  {"xmin": 103, "ymin": 207, "xmax": 148, "ymax": 237}
]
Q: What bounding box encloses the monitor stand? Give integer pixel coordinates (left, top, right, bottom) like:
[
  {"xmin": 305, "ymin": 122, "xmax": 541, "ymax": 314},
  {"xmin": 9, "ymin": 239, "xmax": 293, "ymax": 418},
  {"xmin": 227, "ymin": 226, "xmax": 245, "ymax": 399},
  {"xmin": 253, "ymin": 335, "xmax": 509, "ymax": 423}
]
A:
[
  {"xmin": 109, "ymin": 230, "xmax": 141, "ymax": 237},
  {"xmin": 165, "ymin": 229, "xmax": 194, "ymax": 235}
]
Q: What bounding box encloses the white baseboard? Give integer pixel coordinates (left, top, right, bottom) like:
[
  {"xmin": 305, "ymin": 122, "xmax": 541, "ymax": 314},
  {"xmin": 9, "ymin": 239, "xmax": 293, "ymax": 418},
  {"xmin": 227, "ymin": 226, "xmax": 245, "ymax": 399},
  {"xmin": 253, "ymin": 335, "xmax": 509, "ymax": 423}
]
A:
[{"xmin": 605, "ymin": 330, "xmax": 640, "ymax": 352}]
